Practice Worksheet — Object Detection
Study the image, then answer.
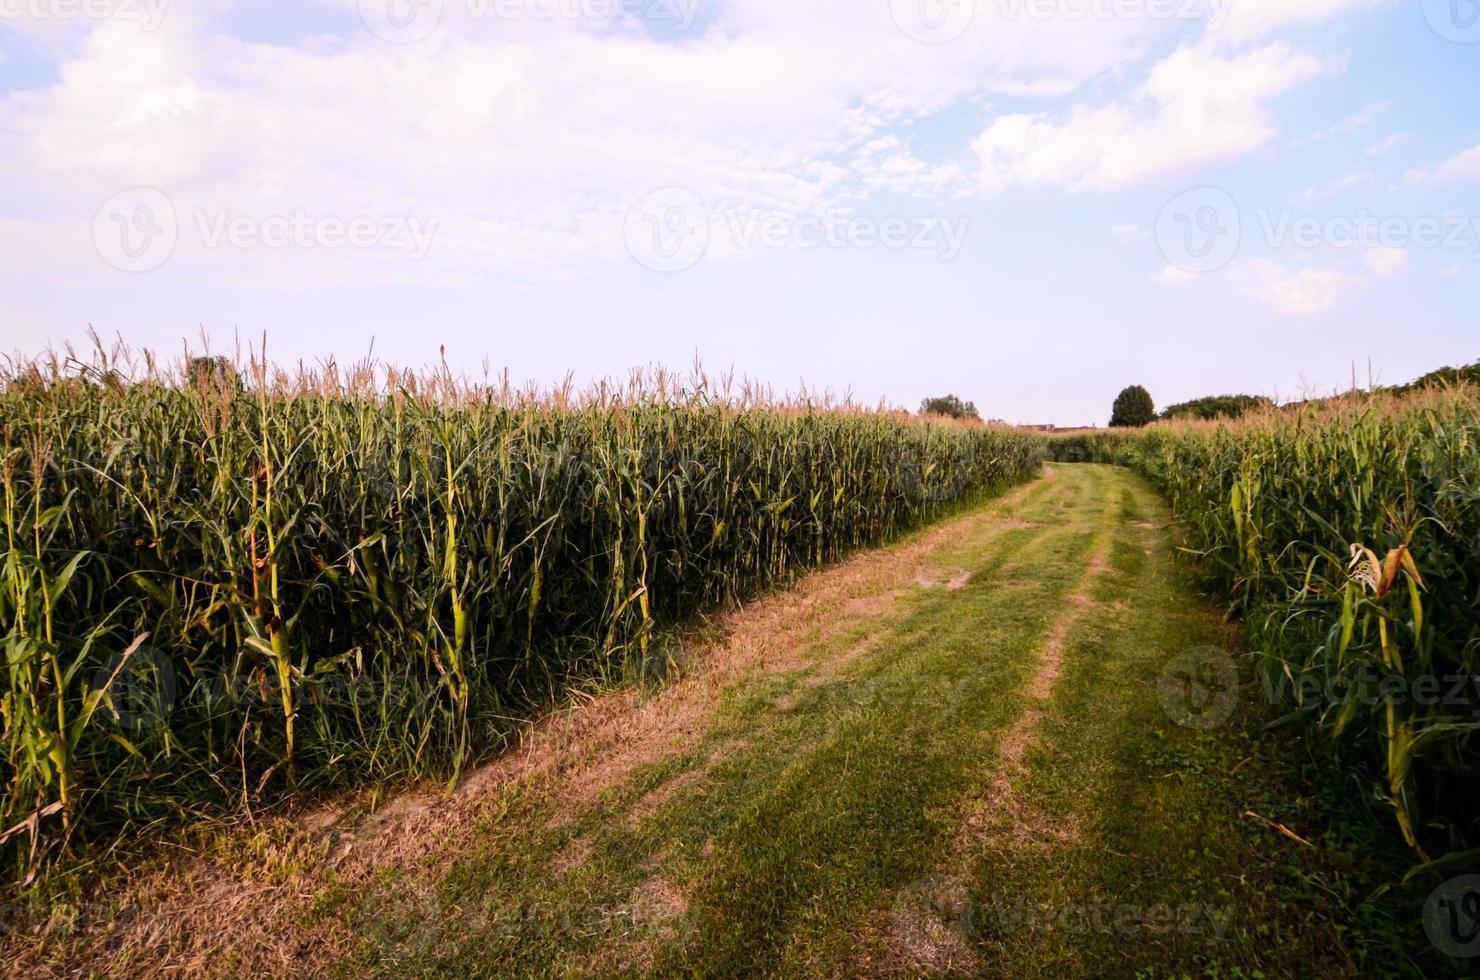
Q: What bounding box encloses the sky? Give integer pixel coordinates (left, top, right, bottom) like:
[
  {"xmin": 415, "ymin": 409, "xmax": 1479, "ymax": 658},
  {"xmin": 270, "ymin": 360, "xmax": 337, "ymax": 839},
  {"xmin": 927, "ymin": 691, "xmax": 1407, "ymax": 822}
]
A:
[{"xmin": 0, "ymin": 0, "xmax": 1476, "ymax": 426}]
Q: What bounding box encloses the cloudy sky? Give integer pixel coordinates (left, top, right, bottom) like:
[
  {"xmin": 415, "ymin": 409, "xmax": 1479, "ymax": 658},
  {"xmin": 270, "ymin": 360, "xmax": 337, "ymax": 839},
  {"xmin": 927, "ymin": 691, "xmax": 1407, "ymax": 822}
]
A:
[{"xmin": 1, "ymin": 0, "xmax": 1476, "ymax": 424}]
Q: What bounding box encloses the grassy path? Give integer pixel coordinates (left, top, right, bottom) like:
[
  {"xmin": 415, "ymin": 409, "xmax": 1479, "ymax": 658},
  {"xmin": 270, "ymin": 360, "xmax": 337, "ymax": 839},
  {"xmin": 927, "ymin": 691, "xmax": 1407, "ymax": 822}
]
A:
[{"xmin": 20, "ymin": 466, "xmax": 1411, "ymax": 977}]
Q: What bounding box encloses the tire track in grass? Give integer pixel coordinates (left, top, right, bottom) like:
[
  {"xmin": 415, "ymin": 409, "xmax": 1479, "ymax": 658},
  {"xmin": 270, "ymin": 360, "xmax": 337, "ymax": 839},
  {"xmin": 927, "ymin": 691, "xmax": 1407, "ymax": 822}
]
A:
[
  {"xmin": 866, "ymin": 466, "xmax": 1123, "ymax": 976},
  {"xmin": 962, "ymin": 473, "xmax": 1372, "ymax": 979},
  {"xmin": 963, "ymin": 476, "xmax": 1210, "ymax": 976}
]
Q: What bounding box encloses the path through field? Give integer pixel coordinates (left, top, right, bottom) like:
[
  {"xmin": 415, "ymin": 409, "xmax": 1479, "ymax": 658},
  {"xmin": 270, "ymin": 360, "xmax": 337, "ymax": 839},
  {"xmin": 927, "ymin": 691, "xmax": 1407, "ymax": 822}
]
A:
[{"xmin": 27, "ymin": 465, "xmax": 1383, "ymax": 977}]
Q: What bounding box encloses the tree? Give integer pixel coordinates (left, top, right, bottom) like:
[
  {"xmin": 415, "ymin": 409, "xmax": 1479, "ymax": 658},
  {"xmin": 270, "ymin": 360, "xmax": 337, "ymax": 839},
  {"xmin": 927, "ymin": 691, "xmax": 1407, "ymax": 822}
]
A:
[
  {"xmin": 1110, "ymin": 385, "xmax": 1155, "ymax": 428},
  {"xmin": 1389, "ymin": 360, "xmax": 1480, "ymax": 396},
  {"xmin": 1161, "ymin": 394, "xmax": 1272, "ymax": 422},
  {"xmin": 919, "ymin": 394, "xmax": 981, "ymax": 421}
]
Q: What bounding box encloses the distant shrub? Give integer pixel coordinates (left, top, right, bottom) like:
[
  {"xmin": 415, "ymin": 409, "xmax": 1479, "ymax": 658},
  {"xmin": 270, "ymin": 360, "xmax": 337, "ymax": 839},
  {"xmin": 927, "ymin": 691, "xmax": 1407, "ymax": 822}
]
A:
[{"xmin": 919, "ymin": 394, "xmax": 981, "ymax": 421}]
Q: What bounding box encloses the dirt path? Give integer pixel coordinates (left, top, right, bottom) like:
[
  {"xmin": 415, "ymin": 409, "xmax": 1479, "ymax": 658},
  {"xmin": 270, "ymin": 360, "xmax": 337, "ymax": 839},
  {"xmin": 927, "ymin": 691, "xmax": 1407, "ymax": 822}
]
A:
[{"xmin": 12, "ymin": 466, "xmax": 1387, "ymax": 977}]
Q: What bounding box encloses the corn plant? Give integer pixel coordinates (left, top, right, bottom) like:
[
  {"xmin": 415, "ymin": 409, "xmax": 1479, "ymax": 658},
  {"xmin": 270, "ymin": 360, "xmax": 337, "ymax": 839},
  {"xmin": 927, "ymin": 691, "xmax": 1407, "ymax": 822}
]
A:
[{"xmin": 0, "ymin": 345, "xmax": 1045, "ymax": 881}]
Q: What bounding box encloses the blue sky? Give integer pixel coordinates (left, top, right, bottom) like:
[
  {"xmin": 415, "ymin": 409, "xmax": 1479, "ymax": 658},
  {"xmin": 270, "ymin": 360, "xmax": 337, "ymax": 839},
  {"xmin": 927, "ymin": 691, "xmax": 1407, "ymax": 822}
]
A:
[{"xmin": 1, "ymin": 0, "xmax": 1476, "ymax": 425}]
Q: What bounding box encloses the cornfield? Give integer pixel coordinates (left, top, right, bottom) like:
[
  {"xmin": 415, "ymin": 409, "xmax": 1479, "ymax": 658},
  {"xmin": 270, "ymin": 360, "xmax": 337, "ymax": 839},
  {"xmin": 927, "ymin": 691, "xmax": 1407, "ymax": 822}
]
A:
[
  {"xmin": 0, "ymin": 345, "xmax": 1044, "ymax": 881},
  {"xmin": 1052, "ymin": 391, "xmax": 1480, "ymax": 867}
]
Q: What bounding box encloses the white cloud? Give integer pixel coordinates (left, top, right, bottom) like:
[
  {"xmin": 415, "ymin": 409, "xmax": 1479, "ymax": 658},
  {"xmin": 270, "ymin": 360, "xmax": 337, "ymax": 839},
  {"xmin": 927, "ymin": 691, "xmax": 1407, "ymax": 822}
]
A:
[
  {"xmin": 0, "ymin": 1, "xmax": 1379, "ymax": 292},
  {"xmin": 1113, "ymin": 224, "xmax": 1150, "ymax": 243},
  {"xmin": 1363, "ymin": 245, "xmax": 1408, "ymax": 279},
  {"xmin": 1302, "ymin": 170, "xmax": 1373, "ymax": 200},
  {"xmin": 0, "ymin": 5, "xmax": 1199, "ymax": 287},
  {"xmin": 973, "ymin": 43, "xmax": 1337, "ymax": 193},
  {"xmin": 1153, "ymin": 264, "xmax": 1196, "ymax": 284},
  {"xmin": 1288, "ymin": 99, "xmax": 1388, "ymax": 147},
  {"xmin": 1213, "ymin": 0, "xmax": 1388, "ymax": 41},
  {"xmin": 1364, "ymin": 132, "xmax": 1406, "ymax": 157},
  {"xmin": 1405, "ymin": 145, "xmax": 1480, "ymax": 186},
  {"xmin": 1438, "ymin": 265, "xmax": 1465, "ymax": 278},
  {"xmin": 1238, "ymin": 259, "xmax": 1351, "ymax": 315},
  {"xmin": 857, "ymin": 139, "xmax": 966, "ymax": 196}
]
